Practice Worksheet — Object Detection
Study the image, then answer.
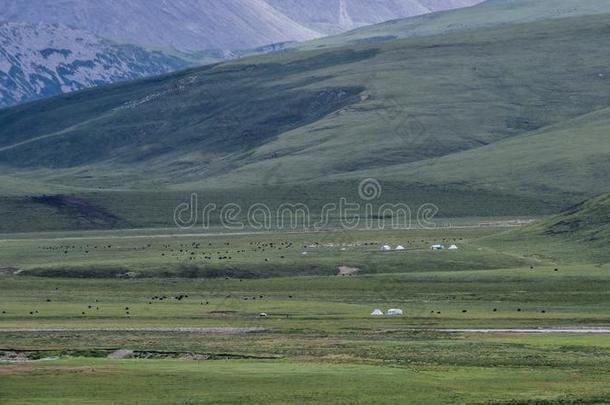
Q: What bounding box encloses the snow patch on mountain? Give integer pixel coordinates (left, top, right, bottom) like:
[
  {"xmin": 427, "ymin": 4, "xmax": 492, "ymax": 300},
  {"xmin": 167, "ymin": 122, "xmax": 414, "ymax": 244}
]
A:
[{"xmin": 0, "ymin": 22, "xmax": 189, "ymax": 108}]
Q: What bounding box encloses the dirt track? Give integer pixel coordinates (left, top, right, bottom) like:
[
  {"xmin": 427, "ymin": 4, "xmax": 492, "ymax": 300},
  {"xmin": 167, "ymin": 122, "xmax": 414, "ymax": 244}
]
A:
[
  {"xmin": 433, "ymin": 328, "xmax": 610, "ymax": 334},
  {"xmin": 0, "ymin": 327, "xmax": 266, "ymax": 334},
  {"xmin": 2, "ymin": 327, "xmax": 609, "ymax": 334},
  {"xmin": 0, "ymin": 220, "xmax": 535, "ymax": 243}
]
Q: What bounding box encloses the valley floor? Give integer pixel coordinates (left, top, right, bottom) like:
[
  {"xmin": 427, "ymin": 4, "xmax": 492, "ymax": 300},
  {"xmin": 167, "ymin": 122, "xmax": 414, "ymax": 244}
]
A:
[{"xmin": 0, "ymin": 225, "xmax": 609, "ymax": 404}]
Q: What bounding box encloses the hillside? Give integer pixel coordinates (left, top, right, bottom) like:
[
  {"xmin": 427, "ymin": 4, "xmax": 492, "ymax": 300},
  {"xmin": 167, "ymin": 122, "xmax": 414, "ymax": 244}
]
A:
[
  {"xmin": 0, "ymin": 22, "xmax": 192, "ymax": 109},
  {"xmin": 533, "ymin": 193, "xmax": 610, "ymax": 243},
  {"xmin": 2, "ymin": 15, "xmax": 610, "ymax": 188},
  {"xmin": 361, "ymin": 107, "xmax": 610, "ymax": 202},
  {"xmin": 482, "ymin": 192, "xmax": 610, "ymax": 264},
  {"xmin": 2, "ymin": 6, "xmax": 610, "ymax": 230},
  {"xmin": 0, "ymin": 0, "xmax": 487, "ymax": 109}
]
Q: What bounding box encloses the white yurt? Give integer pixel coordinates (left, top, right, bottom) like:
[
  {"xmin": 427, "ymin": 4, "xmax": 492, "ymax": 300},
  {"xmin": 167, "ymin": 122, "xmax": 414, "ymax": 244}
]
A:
[
  {"xmin": 380, "ymin": 244, "xmax": 392, "ymax": 251},
  {"xmin": 448, "ymin": 245, "xmax": 459, "ymax": 250},
  {"xmin": 395, "ymin": 245, "xmax": 406, "ymax": 251},
  {"xmin": 371, "ymin": 309, "xmax": 384, "ymax": 316},
  {"xmin": 386, "ymin": 309, "xmax": 403, "ymax": 315}
]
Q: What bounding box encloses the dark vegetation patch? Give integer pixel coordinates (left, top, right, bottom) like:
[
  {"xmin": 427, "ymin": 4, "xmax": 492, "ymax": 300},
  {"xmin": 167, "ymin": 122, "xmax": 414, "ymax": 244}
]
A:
[
  {"xmin": 164, "ymin": 264, "xmax": 334, "ymax": 279},
  {"xmin": 23, "ymin": 266, "xmax": 131, "ymax": 279},
  {"xmin": 0, "ymin": 349, "xmax": 278, "ymax": 361},
  {"xmin": 29, "ymin": 195, "xmax": 125, "ymax": 227},
  {"xmin": 19, "ymin": 264, "xmax": 334, "ymax": 279},
  {"xmin": 540, "ymin": 192, "xmax": 610, "ymax": 241}
]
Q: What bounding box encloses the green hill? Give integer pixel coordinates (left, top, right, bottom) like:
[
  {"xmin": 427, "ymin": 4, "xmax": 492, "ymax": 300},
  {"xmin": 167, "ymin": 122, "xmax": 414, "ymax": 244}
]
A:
[
  {"xmin": 2, "ymin": 5, "xmax": 610, "ymax": 231},
  {"xmin": 485, "ymin": 192, "xmax": 610, "ymax": 264},
  {"xmin": 533, "ymin": 192, "xmax": 610, "ymax": 243},
  {"xmin": 357, "ymin": 107, "xmax": 610, "ymax": 203}
]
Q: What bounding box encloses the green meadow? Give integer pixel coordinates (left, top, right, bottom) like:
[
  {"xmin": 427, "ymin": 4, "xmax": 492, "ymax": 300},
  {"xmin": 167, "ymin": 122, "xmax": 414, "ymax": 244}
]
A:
[
  {"xmin": 1, "ymin": 223, "xmax": 610, "ymax": 403},
  {"xmin": 2, "ymin": 1, "xmax": 610, "ymax": 403}
]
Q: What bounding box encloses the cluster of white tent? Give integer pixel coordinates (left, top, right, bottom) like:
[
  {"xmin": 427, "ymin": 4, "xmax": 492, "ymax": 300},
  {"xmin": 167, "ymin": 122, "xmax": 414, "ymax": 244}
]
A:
[
  {"xmin": 380, "ymin": 244, "xmax": 406, "ymax": 251},
  {"xmin": 371, "ymin": 308, "xmax": 403, "ymax": 316},
  {"xmin": 380, "ymin": 244, "xmax": 458, "ymax": 252}
]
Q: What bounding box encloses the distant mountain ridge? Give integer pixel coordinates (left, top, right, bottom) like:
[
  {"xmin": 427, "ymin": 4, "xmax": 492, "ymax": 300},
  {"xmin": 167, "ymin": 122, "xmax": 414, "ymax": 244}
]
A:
[
  {"xmin": 265, "ymin": 0, "xmax": 485, "ymax": 33},
  {"xmin": 0, "ymin": 22, "xmax": 191, "ymax": 109},
  {"xmin": 0, "ymin": 0, "xmax": 488, "ymax": 50},
  {"xmin": 0, "ymin": 0, "xmax": 486, "ymax": 109},
  {"xmin": 0, "ymin": 0, "xmax": 322, "ymax": 51}
]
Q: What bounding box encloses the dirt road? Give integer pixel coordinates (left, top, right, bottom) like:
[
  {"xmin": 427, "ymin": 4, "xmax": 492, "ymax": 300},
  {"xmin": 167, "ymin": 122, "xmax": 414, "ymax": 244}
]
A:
[{"xmin": 0, "ymin": 327, "xmax": 266, "ymax": 334}]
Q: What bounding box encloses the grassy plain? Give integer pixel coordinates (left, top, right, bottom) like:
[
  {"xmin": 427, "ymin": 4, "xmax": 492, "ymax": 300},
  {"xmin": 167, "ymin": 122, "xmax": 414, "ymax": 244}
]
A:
[{"xmin": 1, "ymin": 224, "xmax": 609, "ymax": 403}]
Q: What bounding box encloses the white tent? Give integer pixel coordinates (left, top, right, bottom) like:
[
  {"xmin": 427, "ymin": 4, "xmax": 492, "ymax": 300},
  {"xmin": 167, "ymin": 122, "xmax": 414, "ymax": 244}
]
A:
[
  {"xmin": 371, "ymin": 309, "xmax": 384, "ymax": 316},
  {"xmin": 386, "ymin": 309, "xmax": 403, "ymax": 315},
  {"xmin": 448, "ymin": 245, "xmax": 459, "ymax": 250},
  {"xmin": 380, "ymin": 245, "xmax": 392, "ymax": 251},
  {"xmin": 395, "ymin": 245, "xmax": 406, "ymax": 251}
]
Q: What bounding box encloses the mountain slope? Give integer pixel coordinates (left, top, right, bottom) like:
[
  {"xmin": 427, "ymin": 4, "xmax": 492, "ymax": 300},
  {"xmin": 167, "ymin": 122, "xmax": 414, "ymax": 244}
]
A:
[
  {"xmin": 3, "ymin": 7, "xmax": 610, "ymax": 231},
  {"xmin": 489, "ymin": 192, "xmax": 610, "ymax": 263},
  {"xmin": 296, "ymin": 0, "xmax": 610, "ymax": 50},
  {"xmin": 0, "ymin": 0, "xmax": 490, "ymax": 109},
  {"xmin": 538, "ymin": 192, "xmax": 610, "ymax": 243},
  {"xmin": 264, "ymin": 0, "xmax": 484, "ymax": 34},
  {"xmin": 0, "ymin": 22, "xmax": 191, "ymax": 109},
  {"xmin": 0, "ymin": 0, "xmax": 322, "ymax": 51},
  {"xmin": 363, "ymin": 107, "xmax": 610, "ymax": 202},
  {"xmin": 2, "ymin": 13, "xmax": 610, "ymax": 205}
]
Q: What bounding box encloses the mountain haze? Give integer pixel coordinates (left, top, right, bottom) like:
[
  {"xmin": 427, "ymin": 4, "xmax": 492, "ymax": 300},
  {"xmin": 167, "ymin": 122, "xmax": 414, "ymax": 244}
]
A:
[
  {"xmin": 265, "ymin": 0, "xmax": 484, "ymax": 33},
  {"xmin": 0, "ymin": 1, "xmax": 487, "ymax": 50},
  {"xmin": 0, "ymin": 0, "xmax": 322, "ymax": 51}
]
